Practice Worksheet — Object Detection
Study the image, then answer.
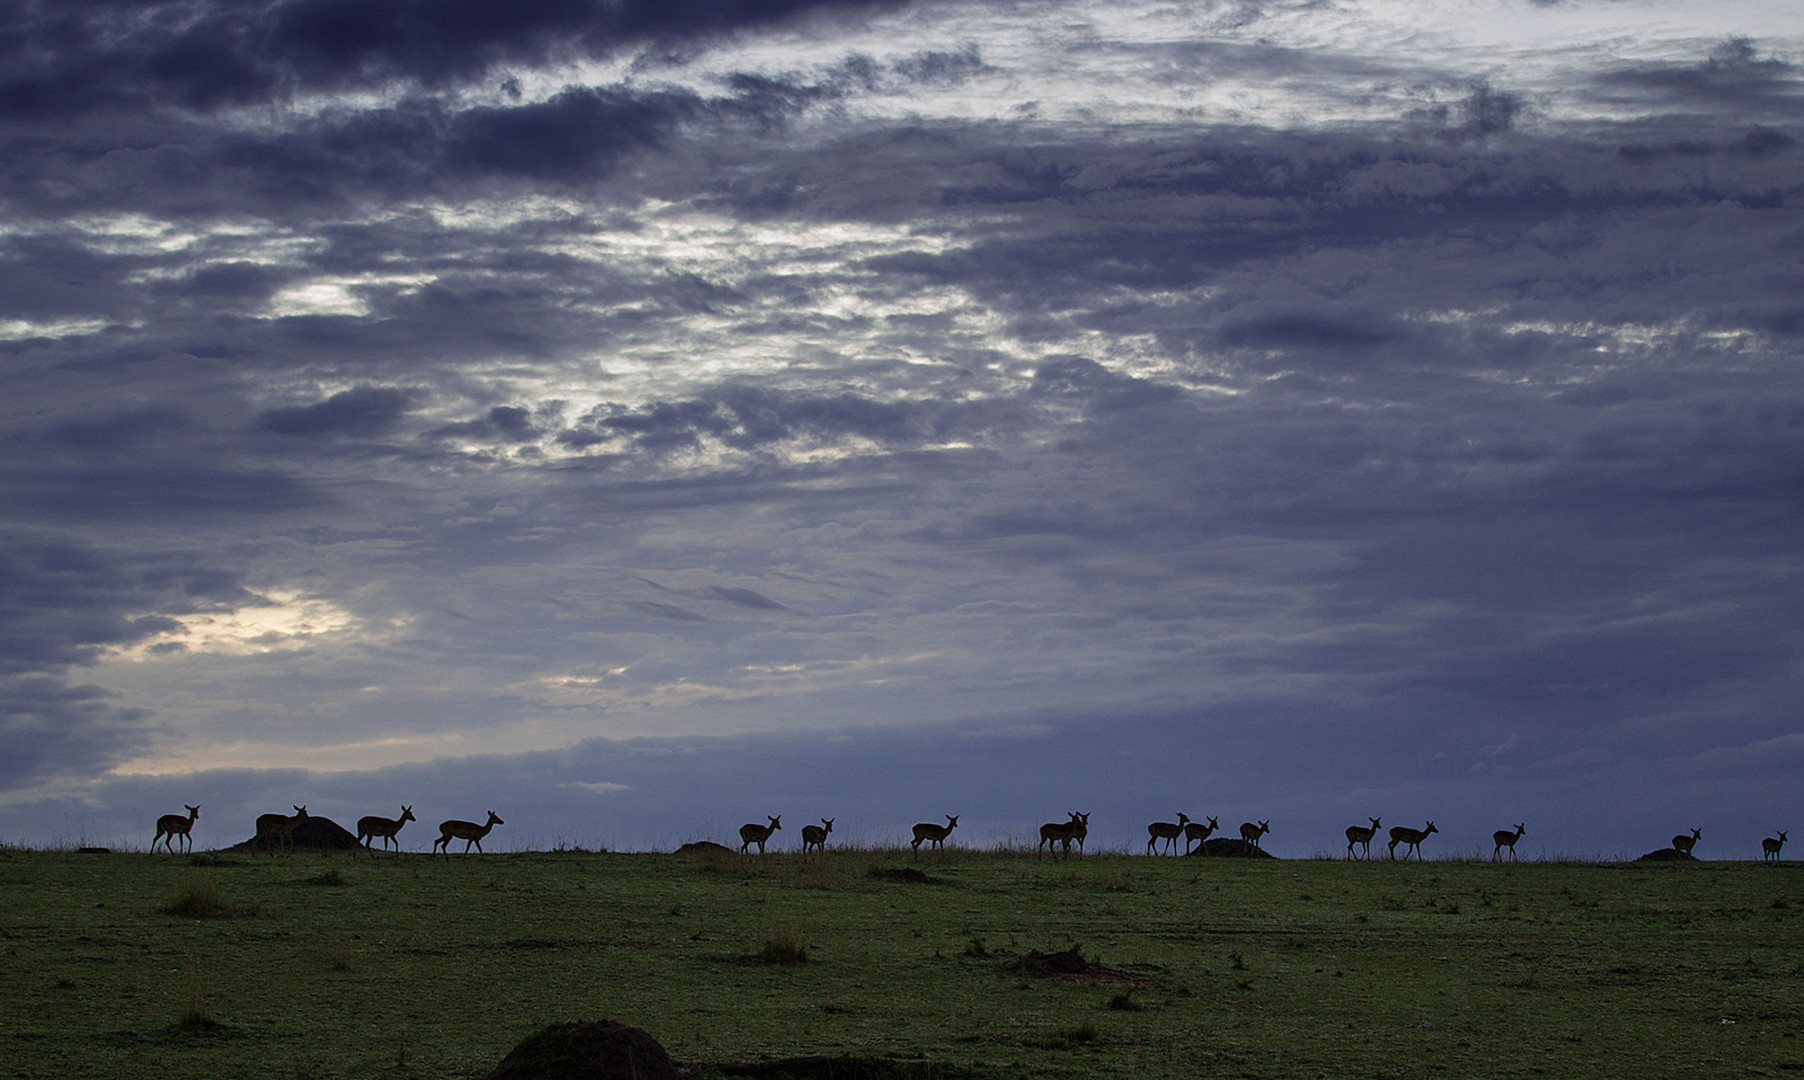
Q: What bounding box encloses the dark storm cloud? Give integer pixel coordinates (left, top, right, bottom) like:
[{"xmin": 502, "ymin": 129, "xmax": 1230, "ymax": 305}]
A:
[
  {"xmin": 1216, "ymin": 309, "xmax": 1402, "ymax": 351},
  {"xmin": 704, "ymin": 585, "xmax": 788, "ymax": 611},
  {"xmin": 0, "ymin": 675, "xmax": 151, "ymax": 792},
  {"xmin": 0, "ymin": 528, "xmax": 254, "ymax": 788},
  {"xmin": 1593, "ymin": 38, "xmax": 1804, "ymax": 116},
  {"xmin": 0, "ymin": 0, "xmax": 907, "ymax": 121},
  {"xmin": 0, "ymin": 75, "xmax": 844, "ymax": 224},
  {"xmin": 443, "ymin": 86, "xmax": 703, "ymax": 183},
  {"xmin": 886, "ymin": 43, "xmax": 986, "ymax": 87},
  {"xmin": 628, "ymin": 600, "xmax": 709, "ymax": 621},
  {"xmin": 828, "ymin": 120, "xmax": 1804, "ymax": 347},
  {"xmin": 256, "ymin": 385, "xmax": 415, "ymax": 437},
  {"xmin": 0, "ymin": 234, "xmax": 147, "ymax": 320},
  {"xmin": 0, "ymin": 531, "xmax": 240, "ymax": 673},
  {"xmin": 40, "ymin": 408, "xmax": 195, "ymax": 458},
  {"xmin": 1440, "ymin": 82, "xmax": 1524, "ymax": 142},
  {"xmin": 429, "ymin": 404, "xmax": 543, "ymax": 444},
  {"xmin": 1, "ymin": 466, "xmax": 327, "ymax": 522},
  {"xmin": 575, "ymin": 385, "xmax": 927, "ymax": 453}
]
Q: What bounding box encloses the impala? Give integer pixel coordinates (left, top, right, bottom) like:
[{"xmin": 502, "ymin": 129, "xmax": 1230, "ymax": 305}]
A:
[
  {"xmin": 1672, "ymin": 828, "xmax": 1700, "ymax": 857},
  {"xmin": 1037, "ymin": 812, "xmax": 1082, "ymax": 858},
  {"xmin": 911, "ymin": 814, "xmax": 958, "ymax": 853},
  {"xmin": 1763, "ymin": 831, "xmax": 1787, "ymax": 862},
  {"xmin": 357, "ymin": 805, "xmax": 416, "ymax": 854},
  {"xmin": 434, "ymin": 810, "xmax": 504, "ymax": 856},
  {"xmin": 1038, "ymin": 811, "xmax": 1090, "ymax": 857},
  {"xmin": 254, "ymin": 805, "xmax": 308, "ymax": 856},
  {"xmin": 1146, "ymin": 813, "xmax": 1190, "ymax": 856},
  {"xmin": 1239, "ymin": 820, "xmax": 1270, "ymax": 850},
  {"xmin": 1387, "ymin": 821, "xmax": 1437, "ymax": 860},
  {"xmin": 1492, "ymin": 823, "xmax": 1526, "ymax": 862},
  {"xmin": 1183, "ymin": 815, "xmax": 1220, "ymax": 855},
  {"xmin": 739, "ymin": 815, "xmax": 781, "ymax": 854},
  {"xmin": 801, "ymin": 818, "xmax": 834, "ymax": 854},
  {"xmin": 154, "ymin": 805, "xmax": 200, "ymax": 854},
  {"xmin": 1344, "ymin": 817, "xmax": 1381, "ymax": 860}
]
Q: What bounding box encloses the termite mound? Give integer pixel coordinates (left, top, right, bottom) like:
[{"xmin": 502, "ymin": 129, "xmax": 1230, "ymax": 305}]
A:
[{"xmin": 484, "ymin": 1019, "xmax": 679, "ymax": 1080}]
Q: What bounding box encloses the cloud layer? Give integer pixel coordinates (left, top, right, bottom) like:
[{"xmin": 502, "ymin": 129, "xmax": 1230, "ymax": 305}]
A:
[{"xmin": 2, "ymin": 0, "xmax": 1802, "ymax": 856}]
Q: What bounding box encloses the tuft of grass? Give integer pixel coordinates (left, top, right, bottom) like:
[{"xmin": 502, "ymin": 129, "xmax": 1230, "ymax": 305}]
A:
[
  {"xmin": 306, "ymin": 867, "xmax": 348, "ymax": 887},
  {"xmin": 162, "ymin": 878, "xmax": 230, "ymax": 918},
  {"xmin": 756, "ymin": 919, "xmax": 809, "ymax": 965},
  {"xmin": 1029, "ymin": 1022, "xmax": 1101, "ymax": 1049},
  {"xmin": 175, "ymin": 961, "xmax": 222, "ymax": 1031}
]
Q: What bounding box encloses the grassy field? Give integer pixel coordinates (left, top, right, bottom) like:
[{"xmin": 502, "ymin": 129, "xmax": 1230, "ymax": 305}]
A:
[{"xmin": 2, "ymin": 845, "xmax": 1801, "ymax": 1079}]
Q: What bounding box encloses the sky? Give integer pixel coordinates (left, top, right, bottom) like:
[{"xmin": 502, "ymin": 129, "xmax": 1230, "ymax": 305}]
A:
[{"xmin": 3, "ymin": 0, "xmax": 1802, "ymax": 858}]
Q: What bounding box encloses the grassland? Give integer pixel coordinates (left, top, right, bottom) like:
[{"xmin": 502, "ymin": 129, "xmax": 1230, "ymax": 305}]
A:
[{"xmin": 2, "ymin": 845, "xmax": 1801, "ymax": 1078}]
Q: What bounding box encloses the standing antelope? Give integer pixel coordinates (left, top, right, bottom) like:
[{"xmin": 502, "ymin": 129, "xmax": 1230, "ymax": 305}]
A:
[
  {"xmin": 357, "ymin": 805, "xmax": 416, "ymax": 854},
  {"xmin": 739, "ymin": 815, "xmax": 781, "ymax": 854},
  {"xmin": 154, "ymin": 805, "xmax": 200, "ymax": 854},
  {"xmin": 801, "ymin": 818, "xmax": 834, "ymax": 854},
  {"xmin": 254, "ymin": 805, "xmax": 308, "ymax": 856},
  {"xmin": 1068, "ymin": 811, "xmax": 1091, "ymax": 854},
  {"xmin": 911, "ymin": 814, "xmax": 958, "ymax": 853},
  {"xmin": 1672, "ymin": 828, "xmax": 1700, "ymax": 857},
  {"xmin": 1147, "ymin": 813, "xmax": 1190, "ymax": 856},
  {"xmin": 434, "ymin": 810, "xmax": 504, "ymax": 856},
  {"xmin": 1387, "ymin": 821, "xmax": 1437, "ymax": 861},
  {"xmin": 1763, "ymin": 831, "xmax": 1787, "ymax": 862},
  {"xmin": 1492, "ymin": 823, "xmax": 1526, "ymax": 862},
  {"xmin": 1239, "ymin": 820, "xmax": 1270, "ymax": 851},
  {"xmin": 1184, "ymin": 815, "xmax": 1220, "ymax": 855},
  {"xmin": 1038, "ymin": 812, "xmax": 1081, "ymax": 858},
  {"xmin": 1345, "ymin": 817, "xmax": 1381, "ymax": 860}
]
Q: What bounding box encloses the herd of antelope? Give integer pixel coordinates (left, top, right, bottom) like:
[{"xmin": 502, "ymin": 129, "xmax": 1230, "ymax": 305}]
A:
[
  {"xmin": 151, "ymin": 803, "xmax": 1791, "ymax": 862},
  {"xmin": 150, "ymin": 803, "xmax": 505, "ymax": 857}
]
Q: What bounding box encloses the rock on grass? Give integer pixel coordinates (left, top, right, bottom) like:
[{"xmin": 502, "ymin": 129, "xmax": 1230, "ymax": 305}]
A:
[{"xmin": 483, "ymin": 1019, "xmax": 680, "ymax": 1080}]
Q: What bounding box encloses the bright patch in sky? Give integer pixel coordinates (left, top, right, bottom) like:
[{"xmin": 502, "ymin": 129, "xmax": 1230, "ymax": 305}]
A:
[{"xmin": 112, "ymin": 591, "xmax": 373, "ymax": 660}]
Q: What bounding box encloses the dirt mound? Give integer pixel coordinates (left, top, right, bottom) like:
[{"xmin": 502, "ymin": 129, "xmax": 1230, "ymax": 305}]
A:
[
  {"xmin": 484, "ymin": 1020, "xmax": 679, "ymax": 1080},
  {"xmin": 1014, "ymin": 948, "xmax": 1091, "ymax": 976},
  {"xmin": 674, "ymin": 841, "xmax": 737, "ymax": 855},
  {"xmin": 869, "ymin": 866, "xmax": 939, "ymax": 884},
  {"xmin": 225, "ymin": 816, "xmax": 361, "ymax": 853},
  {"xmin": 1635, "ymin": 848, "xmax": 1698, "ymax": 862},
  {"xmin": 1188, "ymin": 838, "xmax": 1276, "ymax": 858},
  {"xmin": 1007, "ymin": 947, "xmax": 1140, "ymax": 986}
]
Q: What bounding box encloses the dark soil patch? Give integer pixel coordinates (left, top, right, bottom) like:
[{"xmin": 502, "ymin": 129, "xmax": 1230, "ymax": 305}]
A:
[
  {"xmin": 689, "ymin": 1055, "xmax": 984, "ymax": 1079},
  {"xmin": 1188, "ymin": 839, "xmax": 1276, "ymax": 858},
  {"xmin": 485, "ymin": 1020, "xmax": 680, "ymax": 1080},
  {"xmin": 869, "ymin": 866, "xmax": 940, "ymax": 884},
  {"xmin": 1014, "ymin": 947, "xmax": 1091, "ymax": 976},
  {"xmin": 674, "ymin": 841, "xmax": 737, "ymax": 855},
  {"xmin": 1635, "ymin": 848, "xmax": 1698, "ymax": 862},
  {"xmin": 1009, "ymin": 947, "xmax": 1142, "ymax": 985},
  {"xmin": 224, "ymin": 816, "xmax": 361, "ymax": 853}
]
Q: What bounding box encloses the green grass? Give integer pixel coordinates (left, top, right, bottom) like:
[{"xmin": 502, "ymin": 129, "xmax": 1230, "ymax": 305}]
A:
[{"xmin": 2, "ymin": 846, "xmax": 1801, "ymax": 1078}]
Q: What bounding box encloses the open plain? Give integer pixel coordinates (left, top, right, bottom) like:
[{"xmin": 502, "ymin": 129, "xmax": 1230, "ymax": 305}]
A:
[{"xmin": 2, "ymin": 846, "xmax": 1800, "ymax": 1078}]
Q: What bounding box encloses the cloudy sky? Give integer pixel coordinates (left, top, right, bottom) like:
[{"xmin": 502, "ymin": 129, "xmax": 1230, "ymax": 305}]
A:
[{"xmin": 4, "ymin": 0, "xmax": 1802, "ymax": 857}]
